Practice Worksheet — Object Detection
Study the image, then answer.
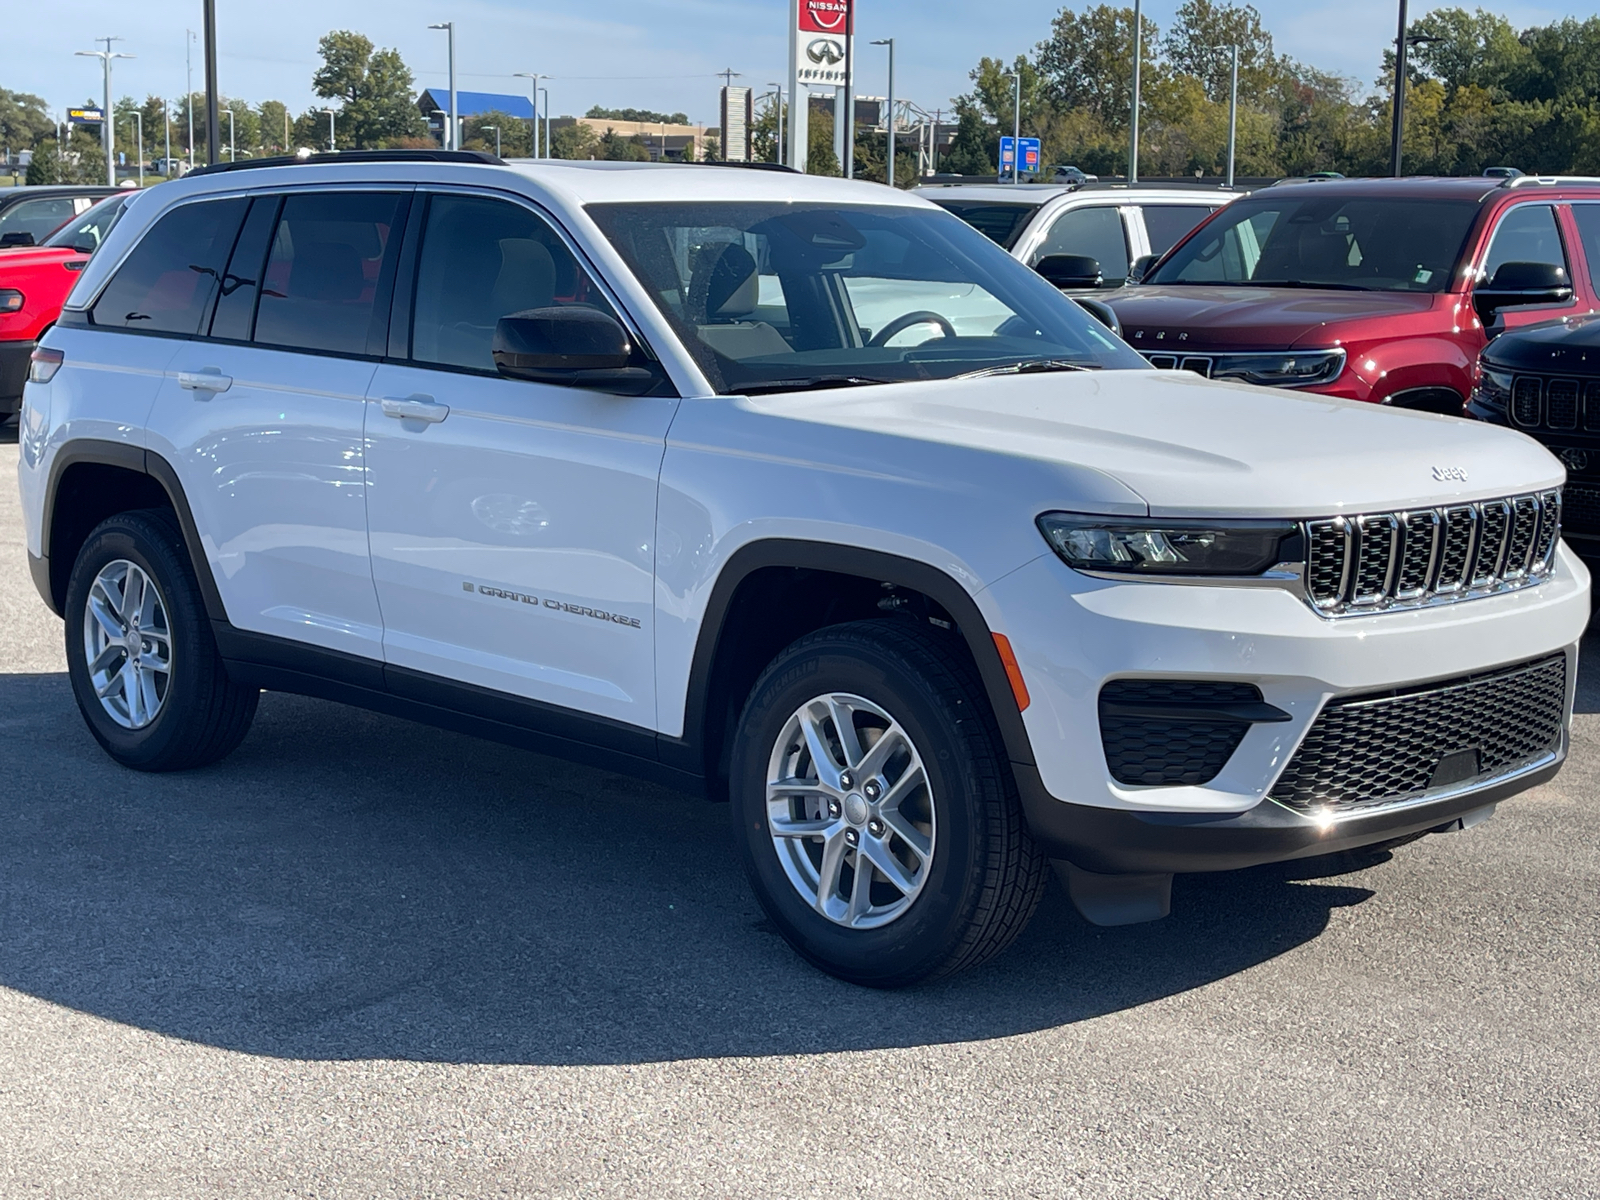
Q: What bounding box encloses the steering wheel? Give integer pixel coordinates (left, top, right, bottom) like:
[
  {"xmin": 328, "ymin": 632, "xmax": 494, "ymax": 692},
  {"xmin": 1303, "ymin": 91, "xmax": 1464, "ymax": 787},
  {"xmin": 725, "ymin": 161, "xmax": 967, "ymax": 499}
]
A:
[{"xmin": 868, "ymin": 310, "xmax": 957, "ymax": 348}]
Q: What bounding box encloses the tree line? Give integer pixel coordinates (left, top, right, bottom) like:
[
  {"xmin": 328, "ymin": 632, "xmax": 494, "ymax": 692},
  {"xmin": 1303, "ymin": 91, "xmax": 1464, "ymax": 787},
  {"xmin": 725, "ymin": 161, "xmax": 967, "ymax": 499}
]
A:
[{"xmin": 940, "ymin": 2, "xmax": 1600, "ymax": 179}]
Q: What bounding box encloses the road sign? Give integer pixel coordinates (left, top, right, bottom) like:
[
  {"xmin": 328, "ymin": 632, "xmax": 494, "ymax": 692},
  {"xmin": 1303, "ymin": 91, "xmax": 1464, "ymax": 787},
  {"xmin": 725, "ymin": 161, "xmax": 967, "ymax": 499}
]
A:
[
  {"xmin": 999, "ymin": 136, "xmax": 1042, "ymax": 178},
  {"xmin": 68, "ymin": 107, "xmax": 105, "ymax": 126}
]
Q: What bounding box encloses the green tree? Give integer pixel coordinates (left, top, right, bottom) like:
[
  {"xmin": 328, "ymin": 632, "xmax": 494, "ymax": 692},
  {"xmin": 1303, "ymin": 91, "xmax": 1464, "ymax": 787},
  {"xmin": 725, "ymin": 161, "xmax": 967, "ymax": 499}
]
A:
[
  {"xmin": 587, "ymin": 106, "xmax": 689, "ymax": 124},
  {"xmin": 311, "ymin": 30, "xmax": 426, "ymax": 149},
  {"xmin": 598, "ymin": 127, "xmax": 649, "ymax": 161},
  {"xmin": 807, "ymin": 105, "xmax": 840, "ymax": 176},
  {"xmin": 701, "ymin": 133, "xmax": 721, "ymax": 162},
  {"xmin": 551, "ymin": 121, "xmax": 599, "ymax": 159},
  {"xmin": 0, "ymin": 89, "xmax": 54, "ymax": 152},
  {"xmin": 1034, "ymin": 5, "xmax": 1162, "ymax": 127},
  {"xmin": 462, "ymin": 110, "xmax": 531, "ymax": 157},
  {"xmin": 1162, "ymin": 1, "xmax": 1280, "ymax": 105},
  {"xmin": 258, "ymin": 101, "xmax": 292, "ymax": 154}
]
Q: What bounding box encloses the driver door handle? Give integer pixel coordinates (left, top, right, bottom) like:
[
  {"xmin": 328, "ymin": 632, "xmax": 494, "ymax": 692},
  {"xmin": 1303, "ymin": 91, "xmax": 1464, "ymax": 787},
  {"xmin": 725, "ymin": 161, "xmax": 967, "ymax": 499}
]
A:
[
  {"xmin": 381, "ymin": 394, "xmax": 450, "ymax": 424},
  {"xmin": 178, "ymin": 368, "xmax": 233, "ymax": 394}
]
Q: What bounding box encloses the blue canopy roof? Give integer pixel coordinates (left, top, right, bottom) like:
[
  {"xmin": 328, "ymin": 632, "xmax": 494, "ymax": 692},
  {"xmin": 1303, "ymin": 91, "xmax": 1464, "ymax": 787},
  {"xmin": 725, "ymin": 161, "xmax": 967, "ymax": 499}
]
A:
[{"xmin": 418, "ymin": 89, "xmax": 536, "ymax": 120}]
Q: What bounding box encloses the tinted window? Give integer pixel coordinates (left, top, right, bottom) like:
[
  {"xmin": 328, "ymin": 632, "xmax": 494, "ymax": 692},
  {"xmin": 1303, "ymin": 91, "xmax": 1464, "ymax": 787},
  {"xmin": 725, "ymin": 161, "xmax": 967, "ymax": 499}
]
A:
[
  {"xmin": 0, "ymin": 196, "xmax": 79, "ymax": 242},
  {"xmin": 208, "ymin": 197, "xmax": 281, "ymax": 343},
  {"xmin": 91, "ymin": 198, "xmax": 247, "ymax": 334},
  {"xmin": 1482, "ymin": 204, "xmax": 1568, "ymax": 285},
  {"xmin": 253, "ymin": 191, "xmax": 406, "ymax": 356},
  {"xmin": 1142, "ymin": 205, "xmax": 1215, "ymax": 256},
  {"xmin": 1571, "ymin": 204, "xmax": 1600, "ymax": 294},
  {"xmin": 43, "ymin": 194, "xmax": 129, "ymax": 251},
  {"xmin": 928, "ymin": 200, "xmax": 1040, "ymax": 249},
  {"xmin": 411, "ymin": 194, "xmax": 620, "ymax": 372},
  {"xmin": 1030, "ymin": 205, "xmax": 1129, "ymax": 280},
  {"xmin": 1151, "ymin": 196, "xmax": 1479, "ymax": 292}
]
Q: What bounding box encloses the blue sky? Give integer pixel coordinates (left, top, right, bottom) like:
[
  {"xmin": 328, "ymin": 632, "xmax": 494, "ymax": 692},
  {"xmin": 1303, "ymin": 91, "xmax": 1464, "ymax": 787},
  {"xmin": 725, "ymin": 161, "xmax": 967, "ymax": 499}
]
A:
[{"xmin": 16, "ymin": 1, "xmax": 1600, "ymax": 129}]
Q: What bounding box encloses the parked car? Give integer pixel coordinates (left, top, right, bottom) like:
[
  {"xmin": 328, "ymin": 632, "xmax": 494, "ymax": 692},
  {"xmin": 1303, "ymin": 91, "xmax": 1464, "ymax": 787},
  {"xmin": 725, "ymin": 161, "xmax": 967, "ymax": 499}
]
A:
[
  {"xmin": 19, "ymin": 151, "xmax": 1588, "ymax": 987},
  {"xmin": 0, "ymin": 185, "xmax": 120, "ymax": 249},
  {"xmin": 1046, "ymin": 165, "xmax": 1098, "ymax": 184},
  {"xmin": 917, "ymin": 182, "xmax": 1239, "ymax": 290},
  {"xmin": 1469, "ymin": 314, "xmax": 1600, "ymax": 566},
  {"xmin": 1107, "ymin": 175, "xmax": 1600, "ymax": 413},
  {"xmin": 0, "ymin": 192, "xmax": 131, "ymax": 420}
]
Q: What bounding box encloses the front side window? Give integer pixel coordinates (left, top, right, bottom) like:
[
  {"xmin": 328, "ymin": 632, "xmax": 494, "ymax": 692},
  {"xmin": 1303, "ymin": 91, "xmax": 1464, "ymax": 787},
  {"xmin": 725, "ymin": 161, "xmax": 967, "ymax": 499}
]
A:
[
  {"xmin": 927, "ymin": 199, "xmax": 1042, "ymax": 250},
  {"xmin": 91, "ymin": 197, "xmax": 248, "ymax": 334},
  {"xmin": 0, "ymin": 196, "xmax": 79, "ymax": 243},
  {"xmin": 44, "ymin": 194, "xmax": 129, "ymax": 252},
  {"xmin": 1149, "ymin": 195, "xmax": 1481, "ymax": 292},
  {"xmin": 1481, "ymin": 204, "xmax": 1569, "ymax": 284},
  {"xmin": 253, "ymin": 191, "xmax": 407, "ymax": 356},
  {"xmin": 1570, "ymin": 204, "xmax": 1600, "ymax": 294},
  {"xmin": 1029, "ymin": 205, "xmax": 1130, "ymax": 281},
  {"xmin": 410, "ymin": 193, "xmax": 625, "ymax": 372},
  {"xmin": 588, "ymin": 201, "xmax": 1143, "ymax": 395}
]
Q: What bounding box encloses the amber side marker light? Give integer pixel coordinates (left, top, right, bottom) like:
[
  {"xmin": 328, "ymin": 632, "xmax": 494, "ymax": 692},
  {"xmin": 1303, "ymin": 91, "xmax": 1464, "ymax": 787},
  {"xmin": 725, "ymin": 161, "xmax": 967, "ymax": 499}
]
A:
[{"xmin": 991, "ymin": 633, "xmax": 1031, "ymax": 713}]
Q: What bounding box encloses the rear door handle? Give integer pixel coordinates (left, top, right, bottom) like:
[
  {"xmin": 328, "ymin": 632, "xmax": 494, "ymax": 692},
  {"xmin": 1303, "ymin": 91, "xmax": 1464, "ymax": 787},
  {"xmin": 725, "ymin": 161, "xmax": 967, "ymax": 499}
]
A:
[
  {"xmin": 178, "ymin": 369, "xmax": 233, "ymax": 394},
  {"xmin": 381, "ymin": 394, "xmax": 450, "ymax": 424}
]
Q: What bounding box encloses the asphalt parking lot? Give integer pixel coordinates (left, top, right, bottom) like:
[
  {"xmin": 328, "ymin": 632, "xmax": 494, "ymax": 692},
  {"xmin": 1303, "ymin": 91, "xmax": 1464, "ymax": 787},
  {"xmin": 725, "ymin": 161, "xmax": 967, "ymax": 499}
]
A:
[{"xmin": 0, "ymin": 430, "xmax": 1597, "ymax": 1199}]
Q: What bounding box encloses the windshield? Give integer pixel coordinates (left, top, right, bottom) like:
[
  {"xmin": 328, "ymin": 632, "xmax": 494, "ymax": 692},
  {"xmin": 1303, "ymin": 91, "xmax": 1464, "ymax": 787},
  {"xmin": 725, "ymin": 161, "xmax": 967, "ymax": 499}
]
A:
[
  {"xmin": 927, "ymin": 199, "xmax": 1042, "ymax": 249},
  {"xmin": 1147, "ymin": 195, "xmax": 1481, "ymax": 292},
  {"xmin": 587, "ymin": 201, "xmax": 1142, "ymax": 395},
  {"xmin": 44, "ymin": 194, "xmax": 128, "ymax": 252}
]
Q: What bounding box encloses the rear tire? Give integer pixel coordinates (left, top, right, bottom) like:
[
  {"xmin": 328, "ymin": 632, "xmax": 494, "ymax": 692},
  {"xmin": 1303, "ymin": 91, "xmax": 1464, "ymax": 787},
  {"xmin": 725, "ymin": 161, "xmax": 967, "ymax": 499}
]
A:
[
  {"xmin": 64, "ymin": 509, "xmax": 259, "ymax": 771},
  {"xmin": 730, "ymin": 619, "xmax": 1047, "ymax": 987}
]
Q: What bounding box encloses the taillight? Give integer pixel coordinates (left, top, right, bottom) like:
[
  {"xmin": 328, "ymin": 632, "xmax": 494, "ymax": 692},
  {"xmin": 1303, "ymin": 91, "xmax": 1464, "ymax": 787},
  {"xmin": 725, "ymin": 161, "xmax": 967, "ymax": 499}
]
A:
[
  {"xmin": 28, "ymin": 347, "xmax": 63, "ymax": 384},
  {"xmin": 0, "ymin": 289, "xmax": 23, "ymax": 313}
]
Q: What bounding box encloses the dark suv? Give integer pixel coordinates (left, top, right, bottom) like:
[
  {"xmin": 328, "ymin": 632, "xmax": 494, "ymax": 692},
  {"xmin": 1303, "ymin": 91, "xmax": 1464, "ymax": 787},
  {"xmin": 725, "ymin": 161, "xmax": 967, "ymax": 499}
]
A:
[
  {"xmin": 1107, "ymin": 176, "xmax": 1600, "ymax": 414},
  {"xmin": 1469, "ymin": 316, "xmax": 1600, "ymax": 563}
]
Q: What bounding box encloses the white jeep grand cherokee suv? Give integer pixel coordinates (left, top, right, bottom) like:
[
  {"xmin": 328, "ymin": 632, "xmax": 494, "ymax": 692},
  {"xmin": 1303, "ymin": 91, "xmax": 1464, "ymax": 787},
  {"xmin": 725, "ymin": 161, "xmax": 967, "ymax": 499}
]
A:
[{"xmin": 17, "ymin": 151, "xmax": 1590, "ymax": 987}]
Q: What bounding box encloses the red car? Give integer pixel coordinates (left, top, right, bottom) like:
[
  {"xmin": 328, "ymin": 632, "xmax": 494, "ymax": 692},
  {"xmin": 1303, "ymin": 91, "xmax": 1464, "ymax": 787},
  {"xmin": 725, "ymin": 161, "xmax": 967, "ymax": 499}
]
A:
[
  {"xmin": 1105, "ymin": 176, "xmax": 1600, "ymax": 414},
  {"xmin": 0, "ymin": 193, "xmax": 130, "ymax": 422}
]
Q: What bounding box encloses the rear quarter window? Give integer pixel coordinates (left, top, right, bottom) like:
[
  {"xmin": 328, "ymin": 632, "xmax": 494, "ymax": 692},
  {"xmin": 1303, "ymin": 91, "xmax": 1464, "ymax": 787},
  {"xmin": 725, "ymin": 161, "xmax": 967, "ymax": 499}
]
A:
[{"xmin": 90, "ymin": 198, "xmax": 248, "ymax": 335}]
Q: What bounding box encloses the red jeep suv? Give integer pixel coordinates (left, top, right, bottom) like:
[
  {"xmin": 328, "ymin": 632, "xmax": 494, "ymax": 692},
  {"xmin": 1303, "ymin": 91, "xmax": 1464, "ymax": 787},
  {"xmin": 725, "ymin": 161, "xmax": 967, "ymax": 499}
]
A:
[{"xmin": 1106, "ymin": 176, "xmax": 1600, "ymax": 415}]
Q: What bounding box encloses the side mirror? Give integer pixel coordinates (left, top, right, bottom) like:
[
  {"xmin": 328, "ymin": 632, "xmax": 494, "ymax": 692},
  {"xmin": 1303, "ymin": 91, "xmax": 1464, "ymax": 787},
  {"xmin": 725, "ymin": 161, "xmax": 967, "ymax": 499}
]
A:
[
  {"xmin": 0, "ymin": 231, "xmax": 35, "ymax": 248},
  {"xmin": 1128, "ymin": 253, "xmax": 1159, "ymax": 284},
  {"xmin": 1034, "ymin": 254, "xmax": 1103, "ymax": 290},
  {"xmin": 1474, "ymin": 261, "xmax": 1573, "ymax": 324},
  {"xmin": 1073, "ymin": 297, "xmax": 1122, "ymax": 338},
  {"xmin": 493, "ymin": 307, "xmax": 658, "ymax": 394}
]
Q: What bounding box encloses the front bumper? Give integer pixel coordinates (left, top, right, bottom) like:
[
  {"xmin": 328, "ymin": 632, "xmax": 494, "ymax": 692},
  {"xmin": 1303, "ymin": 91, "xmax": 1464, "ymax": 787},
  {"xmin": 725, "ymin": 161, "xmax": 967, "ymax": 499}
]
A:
[
  {"xmin": 0, "ymin": 337, "xmax": 33, "ymax": 411},
  {"xmin": 986, "ymin": 544, "xmax": 1589, "ymax": 871}
]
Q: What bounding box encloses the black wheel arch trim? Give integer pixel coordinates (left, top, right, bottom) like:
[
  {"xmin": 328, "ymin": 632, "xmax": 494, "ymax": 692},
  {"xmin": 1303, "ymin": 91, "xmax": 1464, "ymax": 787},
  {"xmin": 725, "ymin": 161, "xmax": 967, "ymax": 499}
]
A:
[
  {"xmin": 664, "ymin": 539, "xmax": 1037, "ymax": 778},
  {"xmin": 38, "ymin": 439, "xmax": 227, "ymax": 622}
]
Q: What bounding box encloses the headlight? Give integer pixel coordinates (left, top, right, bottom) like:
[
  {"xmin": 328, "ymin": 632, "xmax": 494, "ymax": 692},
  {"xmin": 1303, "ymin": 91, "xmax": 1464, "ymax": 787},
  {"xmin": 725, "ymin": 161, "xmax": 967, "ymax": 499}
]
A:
[
  {"xmin": 1473, "ymin": 366, "xmax": 1513, "ymax": 413},
  {"xmin": 1209, "ymin": 349, "xmax": 1345, "ymax": 388},
  {"xmin": 1038, "ymin": 513, "xmax": 1301, "ymax": 576},
  {"xmin": 0, "ymin": 289, "xmax": 23, "ymax": 313}
]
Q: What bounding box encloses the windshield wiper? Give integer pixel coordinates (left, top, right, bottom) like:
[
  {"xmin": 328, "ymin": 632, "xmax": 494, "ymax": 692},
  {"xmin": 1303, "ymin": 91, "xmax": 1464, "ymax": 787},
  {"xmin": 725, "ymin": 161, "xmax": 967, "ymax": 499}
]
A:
[
  {"xmin": 739, "ymin": 375, "xmax": 901, "ymax": 396},
  {"xmin": 954, "ymin": 359, "xmax": 1095, "ymax": 381}
]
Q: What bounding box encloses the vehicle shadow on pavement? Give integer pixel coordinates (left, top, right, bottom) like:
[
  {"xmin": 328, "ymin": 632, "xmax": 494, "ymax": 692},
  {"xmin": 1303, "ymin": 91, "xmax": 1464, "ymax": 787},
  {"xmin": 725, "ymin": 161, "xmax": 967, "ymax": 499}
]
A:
[{"xmin": 0, "ymin": 672, "xmax": 1377, "ymax": 1065}]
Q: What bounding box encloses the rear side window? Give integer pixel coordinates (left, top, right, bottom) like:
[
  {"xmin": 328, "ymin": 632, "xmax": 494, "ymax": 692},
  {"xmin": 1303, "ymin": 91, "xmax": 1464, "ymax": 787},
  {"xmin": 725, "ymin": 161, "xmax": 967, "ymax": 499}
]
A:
[
  {"xmin": 1482, "ymin": 204, "xmax": 1568, "ymax": 284},
  {"xmin": 1572, "ymin": 205, "xmax": 1600, "ymax": 294},
  {"xmin": 1030, "ymin": 205, "xmax": 1130, "ymax": 280},
  {"xmin": 253, "ymin": 191, "xmax": 407, "ymax": 356},
  {"xmin": 1142, "ymin": 205, "xmax": 1215, "ymax": 256},
  {"xmin": 91, "ymin": 198, "xmax": 247, "ymax": 334},
  {"xmin": 207, "ymin": 197, "xmax": 281, "ymax": 343}
]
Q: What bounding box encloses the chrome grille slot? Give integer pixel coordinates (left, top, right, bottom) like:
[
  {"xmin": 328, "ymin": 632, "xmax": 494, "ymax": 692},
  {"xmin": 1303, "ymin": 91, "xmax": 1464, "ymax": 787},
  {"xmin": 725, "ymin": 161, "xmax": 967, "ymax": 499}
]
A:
[
  {"xmin": 1350, "ymin": 515, "xmax": 1398, "ymax": 604},
  {"xmin": 1473, "ymin": 500, "xmax": 1511, "ymax": 586},
  {"xmin": 1180, "ymin": 356, "xmax": 1213, "ymax": 377},
  {"xmin": 1546, "ymin": 379, "xmax": 1580, "ymax": 429},
  {"xmin": 1512, "ymin": 377, "xmax": 1542, "ymax": 426},
  {"xmin": 1395, "ymin": 511, "xmax": 1439, "ymax": 598},
  {"xmin": 1435, "ymin": 506, "xmax": 1476, "ymax": 592},
  {"xmin": 1300, "ymin": 491, "xmax": 1560, "ymax": 617},
  {"xmin": 1145, "ymin": 354, "xmax": 1179, "ymax": 369}
]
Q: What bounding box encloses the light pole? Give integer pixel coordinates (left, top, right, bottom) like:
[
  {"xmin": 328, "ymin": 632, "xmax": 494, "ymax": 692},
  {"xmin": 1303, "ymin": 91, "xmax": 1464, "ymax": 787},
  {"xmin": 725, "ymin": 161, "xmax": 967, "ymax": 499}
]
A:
[
  {"xmin": 185, "ymin": 29, "xmax": 196, "ymax": 169},
  {"xmin": 541, "ymin": 89, "xmax": 551, "ymax": 158},
  {"xmin": 162, "ymin": 101, "xmax": 170, "ymax": 176},
  {"xmin": 202, "ymin": 0, "xmax": 219, "ymax": 165},
  {"xmin": 429, "ymin": 22, "xmax": 457, "ymax": 150},
  {"xmin": 225, "ymin": 108, "xmax": 234, "ymax": 160},
  {"xmin": 1004, "ymin": 72, "xmax": 1021, "ymax": 184},
  {"xmin": 871, "ymin": 39, "xmax": 895, "ymax": 188},
  {"xmin": 129, "ymin": 111, "xmax": 143, "ymax": 185},
  {"xmin": 1130, "ymin": 0, "xmax": 1142, "ymax": 183},
  {"xmin": 768, "ymin": 83, "xmax": 785, "ymax": 165},
  {"xmin": 1215, "ymin": 43, "xmax": 1239, "ymax": 189},
  {"xmin": 75, "ymin": 38, "xmax": 133, "ymax": 187},
  {"xmin": 481, "ymin": 124, "xmax": 500, "ymax": 157},
  {"xmin": 321, "ymin": 108, "xmax": 335, "ymax": 153},
  {"xmin": 842, "ymin": 0, "xmax": 856, "ymax": 178},
  {"xmin": 1389, "ymin": 2, "xmax": 1442, "ymax": 178},
  {"xmin": 514, "ymin": 73, "xmax": 545, "ymax": 156}
]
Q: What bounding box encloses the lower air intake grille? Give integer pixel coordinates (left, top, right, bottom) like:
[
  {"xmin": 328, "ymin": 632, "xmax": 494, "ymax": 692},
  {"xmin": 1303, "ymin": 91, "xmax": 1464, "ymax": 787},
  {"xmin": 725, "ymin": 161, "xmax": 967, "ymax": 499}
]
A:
[
  {"xmin": 1099, "ymin": 680, "xmax": 1260, "ymax": 787},
  {"xmin": 1268, "ymin": 654, "xmax": 1567, "ymax": 814},
  {"xmin": 1565, "ymin": 483, "xmax": 1600, "ymax": 532}
]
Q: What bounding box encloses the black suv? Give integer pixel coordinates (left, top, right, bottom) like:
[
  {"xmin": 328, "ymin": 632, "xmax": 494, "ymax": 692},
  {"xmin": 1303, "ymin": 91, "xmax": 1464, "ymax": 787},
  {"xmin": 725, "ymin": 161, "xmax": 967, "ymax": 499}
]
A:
[{"xmin": 1469, "ymin": 316, "xmax": 1600, "ymax": 563}]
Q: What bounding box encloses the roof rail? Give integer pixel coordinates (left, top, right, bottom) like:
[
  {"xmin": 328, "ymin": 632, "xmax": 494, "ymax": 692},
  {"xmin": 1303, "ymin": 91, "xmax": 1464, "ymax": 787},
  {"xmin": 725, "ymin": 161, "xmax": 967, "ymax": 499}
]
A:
[
  {"xmin": 679, "ymin": 160, "xmax": 799, "ymax": 174},
  {"xmin": 1503, "ymin": 174, "xmax": 1600, "ymax": 188},
  {"xmin": 186, "ymin": 149, "xmax": 503, "ymax": 178}
]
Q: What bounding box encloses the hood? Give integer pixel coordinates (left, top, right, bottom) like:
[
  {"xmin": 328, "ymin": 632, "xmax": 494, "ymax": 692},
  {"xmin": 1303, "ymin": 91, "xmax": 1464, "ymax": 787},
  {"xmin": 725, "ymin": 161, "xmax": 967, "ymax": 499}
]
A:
[
  {"xmin": 748, "ymin": 369, "xmax": 1563, "ymax": 518},
  {"xmin": 1483, "ymin": 314, "xmax": 1600, "ymax": 374},
  {"xmin": 0, "ymin": 246, "xmax": 85, "ymax": 273},
  {"xmin": 1105, "ymin": 285, "xmax": 1444, "ymax": 351}
]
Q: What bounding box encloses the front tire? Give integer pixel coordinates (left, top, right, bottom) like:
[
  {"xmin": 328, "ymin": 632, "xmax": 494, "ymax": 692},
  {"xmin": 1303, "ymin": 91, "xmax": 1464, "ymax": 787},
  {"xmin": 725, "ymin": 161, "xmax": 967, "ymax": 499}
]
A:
[
  {"xmin": 730, "ymin": 620, "xmax": 1047, "ymax": 987},
  {"xmin": 64, "ymin": 510, "xmax": 259, "ymax": 771}
]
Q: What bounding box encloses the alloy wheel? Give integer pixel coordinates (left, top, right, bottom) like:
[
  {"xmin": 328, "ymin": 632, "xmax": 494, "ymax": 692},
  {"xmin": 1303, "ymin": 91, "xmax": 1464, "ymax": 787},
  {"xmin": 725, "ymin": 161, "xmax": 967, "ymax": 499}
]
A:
[{"xmin": 82, "ymin": 559, "xmax": 172, "ymax": 730}]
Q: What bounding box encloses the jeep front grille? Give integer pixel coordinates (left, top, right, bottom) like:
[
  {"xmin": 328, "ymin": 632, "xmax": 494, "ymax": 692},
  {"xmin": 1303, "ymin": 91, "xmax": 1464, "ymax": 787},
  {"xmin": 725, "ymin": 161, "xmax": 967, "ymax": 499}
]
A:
[{"xmin": 1303, "ymin": 490, "xmax": 1560, "ymax": 616}]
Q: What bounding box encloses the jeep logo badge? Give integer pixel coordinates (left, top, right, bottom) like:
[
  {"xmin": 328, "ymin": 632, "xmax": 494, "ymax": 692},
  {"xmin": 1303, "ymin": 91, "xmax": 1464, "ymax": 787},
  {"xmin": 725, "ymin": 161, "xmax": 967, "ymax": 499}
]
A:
[{"xmin": 1432, "ymin": 466, "xmax": 1469, "ymax": 482}]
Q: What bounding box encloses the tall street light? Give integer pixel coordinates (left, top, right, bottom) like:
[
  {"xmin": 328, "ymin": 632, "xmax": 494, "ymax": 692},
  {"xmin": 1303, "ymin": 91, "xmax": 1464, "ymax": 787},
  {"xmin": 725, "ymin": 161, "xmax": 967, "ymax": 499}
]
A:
[
  {"xmin": 541, "ymin": 88, "xmax": 550, "ymax": 158},
  {"xmin": 185, "ymin": 29, "xmax": 195, "ymax": 169},
  {"xmin": 429, "ymin": 22, "xmax": 457, "ymax": 150},
  {"xmin": 1214, "ymin": 43, "xmax": 1239, "ymax": 189},
  {"xmin": 321, "ymin": 108, "xmax": 336, "ymax": 153},
  {"xmin": 75, "ymin": 38, "xmax": 132, "ymax": 187},
  {"xmin": 225, "ymin": 108, "xmax": 234, "ymax": 161},
  {"xmin": 128, "ymin": 110, "xmax": 143, "ymax": 186},
  {"xmin": 202, "ymin": 0, "xmax": 220, "ymax": 165},
  {"xmin": 514, "ymin": 72, "xmax": 545, "ymax": 156},
  {"xmin": 481, "ymin": 124, "xmax": 500, "ymax": 157},
  {"xmin": 162, "ymin": 100, "xmax": 170, "ymax": 177},
  {"xmin": 1389, "ymin": 0, "xmax": 1442, "ymax": 178},
  {"xmin": 1004, "ymin": 72, "xmax": 1021, "ymax": 184},
  {"xmin": 1129, "ymin": 0, "xmax": 1142, "ymax": 183},
  {"xmin": 871, "ymin": 39, "xmax": 896, "ymax": 188}
]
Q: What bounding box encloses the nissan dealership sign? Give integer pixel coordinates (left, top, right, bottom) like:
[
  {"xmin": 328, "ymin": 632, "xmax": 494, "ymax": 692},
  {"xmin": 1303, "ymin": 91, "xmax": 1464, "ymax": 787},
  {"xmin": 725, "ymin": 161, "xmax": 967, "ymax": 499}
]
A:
[{"xmin": 794, "ymin": 0, "xmax": 852, "ymax": 87}]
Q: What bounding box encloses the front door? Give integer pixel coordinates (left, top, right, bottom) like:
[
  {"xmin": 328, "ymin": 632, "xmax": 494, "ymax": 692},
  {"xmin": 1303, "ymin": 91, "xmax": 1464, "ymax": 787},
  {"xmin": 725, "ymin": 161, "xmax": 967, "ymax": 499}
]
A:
[{"xmin": 363, "ymin": 190, "xmax": 679, "ymax": 729}]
